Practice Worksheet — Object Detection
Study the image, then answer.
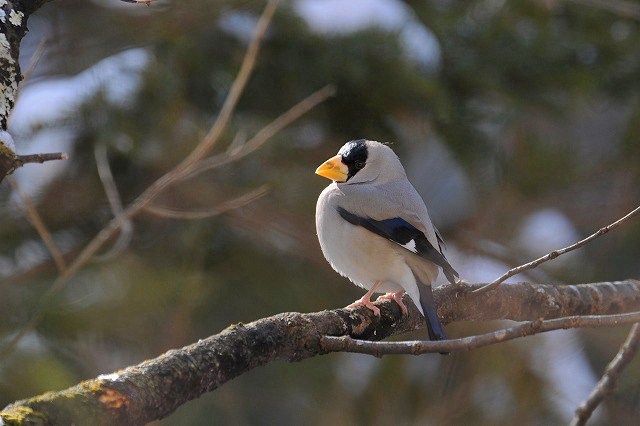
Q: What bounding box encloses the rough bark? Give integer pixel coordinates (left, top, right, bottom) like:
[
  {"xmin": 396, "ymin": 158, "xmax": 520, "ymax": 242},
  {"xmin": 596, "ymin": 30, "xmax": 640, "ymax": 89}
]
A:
[
  {"xmin": 0, "ymin": 0, "xmax": 54, "ymax": 182},
  {"xmin": 1, "ymin": 279, "xmax": 639, "ymax": 425},
  {"xmin": 436, "ymin": 280, "xmax": 640, "ymax": 323}
]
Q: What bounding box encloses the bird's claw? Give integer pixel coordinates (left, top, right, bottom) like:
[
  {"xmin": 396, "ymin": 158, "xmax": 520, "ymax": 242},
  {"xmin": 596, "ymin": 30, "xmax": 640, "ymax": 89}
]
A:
[
  {"xmin": 376, "ymin": 291, "xmax": 408, "ymax": 315},
  {"xmin": 346, "ymin": 298, "xmax": 381, "ymax": 316}
]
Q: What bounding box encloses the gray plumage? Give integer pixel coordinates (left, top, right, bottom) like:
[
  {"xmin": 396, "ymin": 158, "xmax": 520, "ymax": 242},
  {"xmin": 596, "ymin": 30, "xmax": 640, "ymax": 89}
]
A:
[{"xmin": 315, "ymin": 139, "xmax": 457, "ymax": 341}]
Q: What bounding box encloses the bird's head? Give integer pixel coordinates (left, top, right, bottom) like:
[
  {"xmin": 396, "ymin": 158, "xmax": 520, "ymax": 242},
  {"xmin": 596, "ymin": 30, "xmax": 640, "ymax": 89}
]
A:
[{"xmin": 315, "ymin": 139, "xmax": 405, "ymax": 184}]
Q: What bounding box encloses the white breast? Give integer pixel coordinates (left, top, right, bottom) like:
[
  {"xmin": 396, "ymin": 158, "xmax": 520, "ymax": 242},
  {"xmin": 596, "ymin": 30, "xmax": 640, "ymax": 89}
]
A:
[{"xmin": 315, "ymin": 184, "xmax": 423, "ymax": 313}]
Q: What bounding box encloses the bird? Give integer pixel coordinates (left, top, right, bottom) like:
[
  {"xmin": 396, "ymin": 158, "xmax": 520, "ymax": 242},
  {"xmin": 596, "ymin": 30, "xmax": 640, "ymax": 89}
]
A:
[{"xmin": 314, "ymin": 139, "xmax": 458, "ymax": 342}]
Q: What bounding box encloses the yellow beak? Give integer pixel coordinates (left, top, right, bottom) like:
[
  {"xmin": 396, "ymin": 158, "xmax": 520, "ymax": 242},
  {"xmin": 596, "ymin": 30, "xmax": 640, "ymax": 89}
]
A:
[{"xmin": 315, "ymin": 155, "xmax": 349, "ymax": 182}]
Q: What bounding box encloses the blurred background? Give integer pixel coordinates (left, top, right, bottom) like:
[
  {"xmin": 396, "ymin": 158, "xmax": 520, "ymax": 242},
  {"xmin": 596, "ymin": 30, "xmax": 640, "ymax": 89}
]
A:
[{"xmin": 1, "ymin": 0, "xmax": 640, "ymax": 424}]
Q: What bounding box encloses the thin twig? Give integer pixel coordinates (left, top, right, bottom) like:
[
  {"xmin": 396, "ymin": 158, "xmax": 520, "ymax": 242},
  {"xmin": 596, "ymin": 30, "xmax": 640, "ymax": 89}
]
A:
[
  {"xmin": 94, "ymin": 142, "xmax": 133, "ymax": 261},
  {"xmin": 144, "ymin": 185, "xmax": 269, "ymax": 220},
  {"xmin": 13, "ymin": 152, "xmax": 68, "ymax": 167},
  {"xmin": 458, "ymin": 234, "xmax": 552, "ymax": 283},
  {"xmin": 320, "ymin": 311, "xmax": 640, "ymax": 356},
  {"xmin": 226, "ymin": 131, "xmax": 248, "ymax": 156},
  {"xmin": 102, "ymin": 0, "xmax": 278, "ymax": 218},
  {"xmin": 8, "ymin": 178, "xmax": 67, "ymax": 273},
  {"xmin": 173, "ymin": 0, "xmax": 280, "ymax": 179},
  {"xmin": 95, "ymin": 143, "xmax": 126, "ymax": 222},
  {"xmin": 473, "ymin": 204, "xmax": 640, "ymax": 295},
  {"xmin": 570, "ymin": 323, "xmax": 640, "ymax": 426},
  {"xmin": 181, "ymin": 84, "xmax": 336, "ymax": 180},
  {"xmin": 120, "ymin": 0, "xmax": 153, "ymax": 5},
  {"xmin": 21, "ymin": 37, "xmax": 49, "ymax": 83}
]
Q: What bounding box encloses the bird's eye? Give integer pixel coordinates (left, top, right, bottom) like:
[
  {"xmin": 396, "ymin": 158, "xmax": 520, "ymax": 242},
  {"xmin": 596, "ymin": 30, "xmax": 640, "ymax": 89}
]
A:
[{"xmin": 354, "ymin": 160, "xmax": 365, "ymax": 170}]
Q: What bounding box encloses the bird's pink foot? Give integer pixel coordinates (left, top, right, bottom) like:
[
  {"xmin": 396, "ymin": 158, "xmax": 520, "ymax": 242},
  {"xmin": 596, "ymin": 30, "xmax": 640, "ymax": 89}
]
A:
[
  {"xmin": 346, "ymin": 296, "xmax": 381, "ymax": 316},
  {"xmin": 376, "ymin": 291, "xmax": 408, "ymax": 315},
  {"xmin": 346, "ymin": 281, "xmax": 383, "ymax": 316}
]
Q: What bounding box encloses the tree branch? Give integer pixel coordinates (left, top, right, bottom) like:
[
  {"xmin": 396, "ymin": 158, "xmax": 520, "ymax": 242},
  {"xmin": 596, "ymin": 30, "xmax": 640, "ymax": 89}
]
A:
[
  {"xmin": 0, "ymin": 0, "xmax": 56, "ymax": 182},
  {"xmin": 1, "ymin": 280, "xmax": 639, "ymax": 425},
  {"xmin": 93, "ymin": 142, "xmax": 134, "ymax": 261},
  {"xmin": 320, "ymin": 312, "xmax": 640, "ymax": 355},
  {"xmin": 8, "ymin": 177, "xmax": 68, "ymax": 272},
  {"xmin": 0, "ymin": 149, "xmax": 69, "ymax": 182},
  {"xmin": 473, "ymin": 204, "xmax": 640, "ymax": 295},
  {"xmin": 143, "ymin": 185, "xmax": 269, "ymax": 220}
]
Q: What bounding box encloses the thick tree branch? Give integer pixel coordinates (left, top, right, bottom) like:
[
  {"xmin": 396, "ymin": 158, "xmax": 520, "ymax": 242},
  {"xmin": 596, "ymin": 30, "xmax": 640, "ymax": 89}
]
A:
[
  {"xmin": 1, "ymin": 280, "xmax": 639, "ymax": 425},
  {"xmin": 0, "ymin": 0, "xmax": 55, "ymax": 182},
  {"xmin": 438, "ymin": 280, "xmax": 640, "ymax": 323}
]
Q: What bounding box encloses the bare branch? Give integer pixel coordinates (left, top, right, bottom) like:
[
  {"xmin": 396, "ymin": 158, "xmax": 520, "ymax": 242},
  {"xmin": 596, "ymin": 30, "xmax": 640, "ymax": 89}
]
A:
[
  {"xmin": 95, "ymin": 143, "xmax": 126, "ymax": 223},
  {"xmin": 182, "ymin": 84, "xmax": 337, "ymax": 180},
  {"xmin": 15, "ymin": 152, "xmax": 69, "ymax": 165},
  {"xmin": 7, "ymin": 178, "xmax": 68, "ymax": 273},
  {"xmin": 320, "ymin": 312, "xmax": 640, "ymax": 356},
  {"xmin": 93, "ymin": 143, "xmax": 134, "ymax": 261},
  {"xmin": 172, "ymin": 0, "xmax": 280, "ymax": 179},
  {"xmin": 0, "ymin": 151, "xmax": 68, "ymax": 180},
  {"xmin": 226, "ymin": 130, "xmax": 248, "ymax": 156},
  {"xmin": 2, "ymin": 280, "xmax": 639, "ymax": 425},
  {"xmin": 144, "ymin": 185, "xmax": 269, "ymax": 220},
  {"xmin": 571, "ymin": 323, "xmax": 640, "ymax": 426},
  {"xmin": 20, "ymin": 37, "xmax": 49, "ymax": 84},
  {"xmin": 120, "ymin": 0, "xmax": 154, "ymax": 5},
  {"xmin": 473, "ymin": 204, "xmax": 640, "ymax": 295}
]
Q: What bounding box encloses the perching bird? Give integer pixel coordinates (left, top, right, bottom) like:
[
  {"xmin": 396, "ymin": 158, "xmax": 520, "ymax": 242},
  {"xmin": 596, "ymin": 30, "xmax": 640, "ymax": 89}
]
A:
[{"xmin": 315, "ymin": 139, "xmax": 458, "ymax": 342}]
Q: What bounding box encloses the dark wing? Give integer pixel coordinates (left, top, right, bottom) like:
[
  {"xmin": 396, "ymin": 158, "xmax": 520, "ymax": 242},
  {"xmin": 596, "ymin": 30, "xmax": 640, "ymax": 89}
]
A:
[
  {"xmin": 433, "ymin": 225, "xmax": 446, "ymax": 252},
  {"xmin": 337, "ymin": 207, "xmax": 459, "ymax": 284}
]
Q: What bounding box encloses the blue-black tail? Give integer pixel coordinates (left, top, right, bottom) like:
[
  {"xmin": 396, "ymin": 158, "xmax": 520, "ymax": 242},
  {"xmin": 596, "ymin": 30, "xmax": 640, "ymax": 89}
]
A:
[{"xmin": 417, "ymin": 280, "xmax": 448, "ymax": 354}]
